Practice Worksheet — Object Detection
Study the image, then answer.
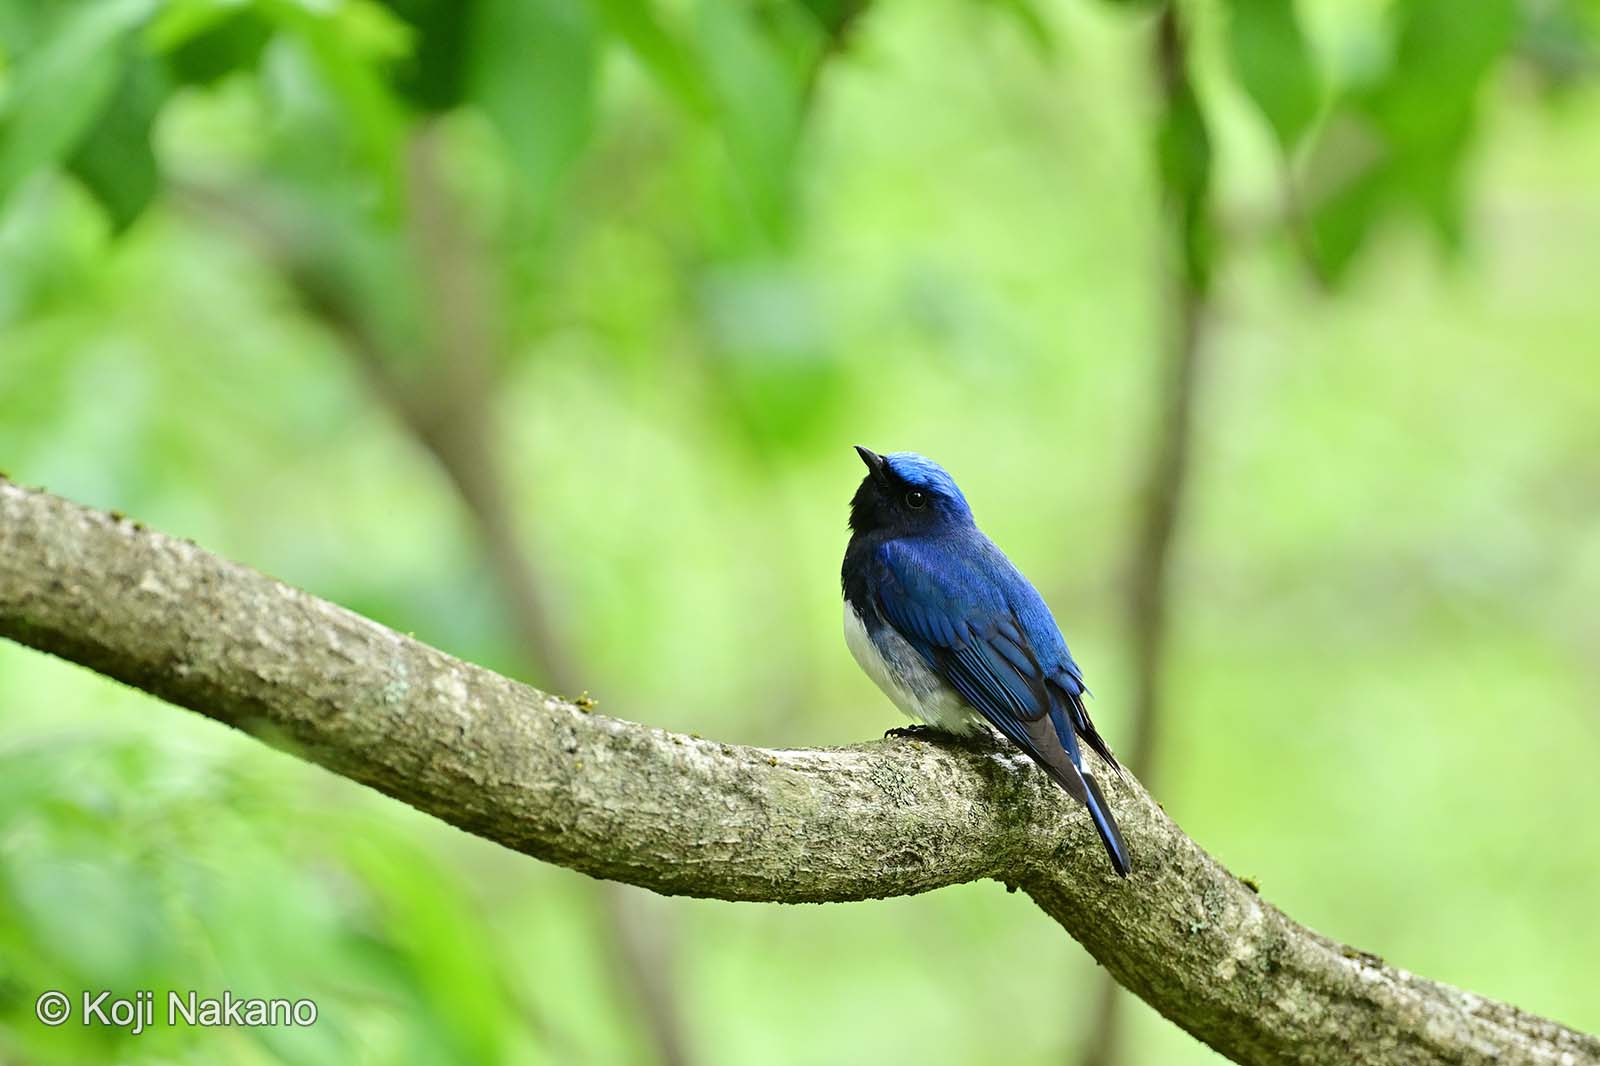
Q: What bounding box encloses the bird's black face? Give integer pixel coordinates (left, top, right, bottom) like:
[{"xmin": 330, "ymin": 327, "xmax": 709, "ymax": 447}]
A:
[{"xmin": 848, "ymin": 446, "xmax": 946, "ymax": 537}]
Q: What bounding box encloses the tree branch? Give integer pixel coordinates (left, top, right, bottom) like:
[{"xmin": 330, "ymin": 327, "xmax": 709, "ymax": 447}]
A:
[{"xmin": 1, "ymin": 480, "xmax": 1595, "ymax": 1066}]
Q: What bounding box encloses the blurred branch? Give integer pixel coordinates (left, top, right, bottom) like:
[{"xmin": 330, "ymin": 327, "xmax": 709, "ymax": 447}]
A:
[
  {"xmin": 176, "ymin": 140, "xmax": 689, "ymax": 1066},
  {"xmin": 1125, "ymin": 4, "xmax": 1208, "ymax": 790},
  {"xmin": 343, "ymin": 142, "xmax": 587, "ymax": 698},
  {"xmin": 1116, "ymin": 261, "xmax": 1203, "ymax": 774},
  {"xmin": 395, "ymin": 126, "xmax": 690, "ymax": 1066},
  {"xmin": 1081, "ymin": 8, "xmax": 1210, "ymax": 1066},
  {"xmin": 1078, "ymin": 188, "xmax": 1209, "ymax": 1066},
  {"xmin": 5, "ymin": 481, "xmax": 1597, "ymax": 1066}
]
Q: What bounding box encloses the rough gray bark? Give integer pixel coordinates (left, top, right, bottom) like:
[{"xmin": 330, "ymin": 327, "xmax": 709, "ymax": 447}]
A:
[{"xmin": 1, "ymin": 479, "xmax": 1594, "ymax": 1066}]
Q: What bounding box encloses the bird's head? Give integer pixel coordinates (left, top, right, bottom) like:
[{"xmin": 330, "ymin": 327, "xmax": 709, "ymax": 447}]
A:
[{"xmin": 848, "ymin": 447, "xmax": 974, "ymax": 536}]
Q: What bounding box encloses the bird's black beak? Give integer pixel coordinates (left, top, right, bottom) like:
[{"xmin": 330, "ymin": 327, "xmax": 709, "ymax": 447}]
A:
[{"xmin": 854, "ymin": 445, "xmax": 887, "ymax": 482}]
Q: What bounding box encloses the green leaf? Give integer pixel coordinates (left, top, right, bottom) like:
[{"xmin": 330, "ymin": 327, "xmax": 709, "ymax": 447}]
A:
[
  {"xmin": 695, "ymin": 0, "xmax": 807, "ymax": 248},
  {"xmin": 65, "ymin": 54, "xmax": 170, "ymax": 231},
  {"xmin": 586, "ymin": 0, "xmax": 713, "ymax": 115},
  {"xmin": 1302, "ymin": 0, "xmax": 1515, "ymax": 282},
  {"xmin": 1224, "ymin": 0, "xmax": 1320, "ymax": 152},
  {"xmin": 379, "ymin": 0, "xmax": 482, "ymax": 110},
  {"xmin": 256, "ymin": 0, "xmax": 412, "ymax": 205},
  {"xmin": 0, "ymin": 0, "xmax": 155, "ymax": 212},
  {"xmin": 469, "ymin": 0, "xmax": 598, "ymax": 218},
  {"xmin": 148, "ymin": 1, "xmax": 274, "ymax": 86},
  {"xmin": 1371, "ymin": 0, "xmax": 1515, "ymax": 150},
  {"xmin": 1302, "ymin": 148, "xmax": 1386, "ymax": 281}
]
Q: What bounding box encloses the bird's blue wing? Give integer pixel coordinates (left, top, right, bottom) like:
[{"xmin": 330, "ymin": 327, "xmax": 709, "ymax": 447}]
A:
[
  {"xmin": 870, "ymin": 539, "xmax": 1078, "ymax": 755},
  {"xmin": 870, "ymin": 538, "xmax": 1130, "ymax": 875}
]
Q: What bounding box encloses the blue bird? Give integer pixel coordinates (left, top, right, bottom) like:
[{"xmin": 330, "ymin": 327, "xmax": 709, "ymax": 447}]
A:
[{"xmin": 841, "ymin": 446, "xmax": 1130, "ymax": 877}]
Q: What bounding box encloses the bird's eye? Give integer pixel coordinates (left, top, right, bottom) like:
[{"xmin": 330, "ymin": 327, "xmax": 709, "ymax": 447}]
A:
[{"xmin": 904, "ymin": 489, "xmax": 927, "ymax": 509}]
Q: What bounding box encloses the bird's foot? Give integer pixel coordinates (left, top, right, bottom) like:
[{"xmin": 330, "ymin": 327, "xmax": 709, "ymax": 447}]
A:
[{"xmin": 883, "ymin": 724, "xmax": 937, "ymax": 741}]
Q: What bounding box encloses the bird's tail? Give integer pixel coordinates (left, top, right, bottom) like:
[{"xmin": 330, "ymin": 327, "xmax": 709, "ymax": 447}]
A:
[
  {"xmin": 1020, "ymin": 712, "xmax": 1132, "ymax": 877},
  {"xmin": 1081, "ymin": 769, "xmax": 1131, "ymax": 878}
]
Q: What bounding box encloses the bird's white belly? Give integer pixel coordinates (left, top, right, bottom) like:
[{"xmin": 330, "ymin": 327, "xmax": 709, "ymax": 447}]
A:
[{"xmin": 843, "ymin": 603, "xmax": 979, "ymax": 734}]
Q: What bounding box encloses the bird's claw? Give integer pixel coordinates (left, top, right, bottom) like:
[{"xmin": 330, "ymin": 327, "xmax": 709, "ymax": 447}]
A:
[{"xmin": 884, "ymin": 724, "xmax": 935, "ymax": 741}]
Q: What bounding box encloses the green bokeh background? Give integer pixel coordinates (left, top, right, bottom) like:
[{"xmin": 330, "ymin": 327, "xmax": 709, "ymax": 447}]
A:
[{"xmin": 2, "ymin": 0, "xmax": 1598, "ymax": 1063}]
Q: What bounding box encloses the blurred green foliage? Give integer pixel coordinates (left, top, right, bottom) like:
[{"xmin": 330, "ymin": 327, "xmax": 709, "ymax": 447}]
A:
[{"xmin": 2, "ymin": 0, "xmax": 1599, "ymax": 1063}]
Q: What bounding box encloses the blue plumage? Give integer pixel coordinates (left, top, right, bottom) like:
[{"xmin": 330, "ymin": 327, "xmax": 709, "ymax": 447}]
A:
[{"xmin": 841, "ymin": 447, "xmax": 1130, "ymax": 877}]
